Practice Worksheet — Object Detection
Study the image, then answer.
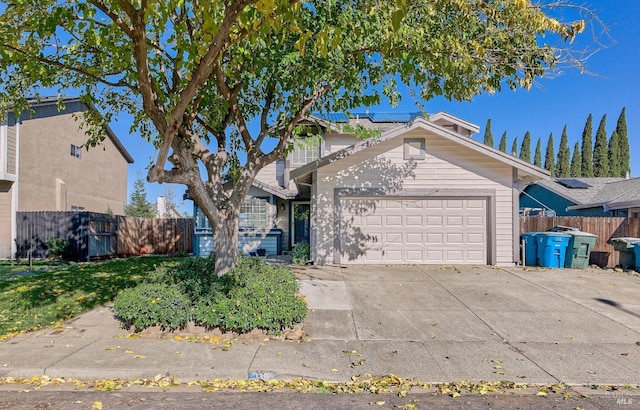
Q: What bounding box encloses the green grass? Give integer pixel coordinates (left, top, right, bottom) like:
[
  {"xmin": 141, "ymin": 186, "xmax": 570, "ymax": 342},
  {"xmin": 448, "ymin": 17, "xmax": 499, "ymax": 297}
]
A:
[{"xmin": 0, "ymin": 256, "xmax": 181, "ymax": 338}]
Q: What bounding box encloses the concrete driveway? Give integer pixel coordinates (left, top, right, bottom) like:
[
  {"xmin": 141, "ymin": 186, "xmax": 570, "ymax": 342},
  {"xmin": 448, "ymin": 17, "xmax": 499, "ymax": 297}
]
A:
[{"xmin": 294, "ymin": 265, "xmax": 640, "ymax": 385}]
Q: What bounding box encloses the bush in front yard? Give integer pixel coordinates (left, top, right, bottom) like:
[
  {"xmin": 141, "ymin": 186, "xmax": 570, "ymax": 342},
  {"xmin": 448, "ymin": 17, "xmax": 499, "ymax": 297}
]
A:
[
  {"xmin": 143, "ymin": 256, "xmax": 230, "ymax": 301},
  {"xmin": 194, "ymin": 258, "xmax": 307, "ymax": 333},
  {"xmin": 114, "ymin": 257, "xmax": 307, "ymax": 334},
  {"xmin": 113, "ymin": 283, "xmax": 191, "ymax": 331}
]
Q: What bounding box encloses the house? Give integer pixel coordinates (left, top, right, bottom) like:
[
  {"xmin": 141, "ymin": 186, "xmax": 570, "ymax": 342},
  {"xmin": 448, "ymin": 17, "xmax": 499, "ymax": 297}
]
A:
[
  {"xmin": 192, "ymin": 111, "xmax": 549, "ymax": 266},
  {"xmin": 0, "ymin": 97, "xmax": 134, "ymax": 259},
  {"xmin": 520, "ymin": 177, "xmax": 640, "ymax": 217},
  {"xmin": 154, "ymin": 196, "xmax": 183, "ymax": 219}
]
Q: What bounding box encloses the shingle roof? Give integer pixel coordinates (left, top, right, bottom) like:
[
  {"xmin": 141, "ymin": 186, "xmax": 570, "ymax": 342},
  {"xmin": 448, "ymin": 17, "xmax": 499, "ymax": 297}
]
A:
[
  {"xmin": 533, "ymin": 178, "xmax": 624, "ymax": 205},
  {"xmin": 532, "ymin": 177, "xmax": 640, "ymax": 210}
]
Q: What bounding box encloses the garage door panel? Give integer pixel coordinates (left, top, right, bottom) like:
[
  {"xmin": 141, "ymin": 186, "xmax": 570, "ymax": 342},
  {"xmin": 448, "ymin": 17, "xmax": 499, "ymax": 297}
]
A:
[
  {"xmin": 340, "ymin": 197, "xmax": 487, "ymax": 264},
  {"xmin": 406, "ymin": 232, "xmax": 423, "ymax": 244}
]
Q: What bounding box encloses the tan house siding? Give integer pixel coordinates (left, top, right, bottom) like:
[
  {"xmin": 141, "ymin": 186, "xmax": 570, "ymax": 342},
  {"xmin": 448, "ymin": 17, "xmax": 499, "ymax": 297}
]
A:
[
  {"xmin": 0, "ymin": 183, "xmax": 12, "ymax": 258},
  {"xmin": 17, "ymin": 102, "xmax": 128, "ymax": 214},
  {"xmin": 323, "ymin": 133, "xmax": 357, "ymax": 155},
  {"xmin": 313, "ymin": 129, "xmax": 515, "ymax": 265}
]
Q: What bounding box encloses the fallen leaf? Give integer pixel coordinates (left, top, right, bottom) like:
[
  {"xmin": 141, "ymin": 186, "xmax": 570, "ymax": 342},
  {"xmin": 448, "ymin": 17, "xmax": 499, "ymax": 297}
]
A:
[
  {"xmin": 133, "ymin": 355, "xmax": 146, "ymax": 359},
  {"xmin": 105, "ymin": 346, "xmax": 120, "ymax": 351},
  {"xmin": 587, "ymin": 370, "xmax": 596, "ymax": 374},
  {"xmin": 331, "ymin": 368, "xmax": 339, "ymax": 372},
  {"xmin": 125, "ymin": 350, "xmax": 134, "ymax": 354},
  {"xmin": 92, "ymin": 401, "xmax": 103, "ymax": 410},
  {"xmin": 536, "ymin": 391, "xmax": 547, "ymax": 397},
  {"xmin": 375, "ymin": 401, "xmax": 385, "ymax": 406}
]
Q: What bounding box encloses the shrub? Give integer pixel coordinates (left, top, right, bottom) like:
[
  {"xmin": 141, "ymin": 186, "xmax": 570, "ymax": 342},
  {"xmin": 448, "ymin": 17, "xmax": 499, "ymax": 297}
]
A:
[
  {"xmin": 194, "ymin": 258, "xmax": 307, "ymax": 334},
  {"xmin": 143, "ymin": 257, "xmax": 228, "ymax": 301},
  {"xmin": 113, "ymin": 283, "xmax": 190, "ymax": 331},
  {"xmin": 115, "ymin": 256, "xmax": 307, "ymax": 335},
  {"xmin": 46, "ymin": 238, "xmax": 70, "ymax": 259},
  {"xmin": 291, "ymin": 241, "xmax": 311, "ymax": 265}
]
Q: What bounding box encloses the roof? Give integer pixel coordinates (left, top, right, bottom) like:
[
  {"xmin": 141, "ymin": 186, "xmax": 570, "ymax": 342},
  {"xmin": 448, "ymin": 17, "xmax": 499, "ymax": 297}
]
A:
[
  {"xmin": 313, "ymin": 112, "xmax": 424, "ymax": 123},
  {"xmin": 526, "ymin": 177, "xmax": 640, "ymax": 211},
  {"xmin": 567, "ymin": 178, "xmax": 640, "ymax": 211},
  {"xmin": 23, "ymin": 96, "xmax": 134, "ymax": 164},
  {"xmin": 529, "ymin": 178, "xmax": 624, "ymax": 205},
  {"xmin": 290, "ymin": 116, "xmax": 549, "ymax": 182}
]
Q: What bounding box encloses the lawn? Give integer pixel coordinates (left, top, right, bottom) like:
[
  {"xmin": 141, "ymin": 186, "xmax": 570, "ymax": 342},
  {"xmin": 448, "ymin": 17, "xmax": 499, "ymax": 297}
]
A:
[{"xmin": 0, "ymin": 256, "xmax": 180, "ymax": 338}]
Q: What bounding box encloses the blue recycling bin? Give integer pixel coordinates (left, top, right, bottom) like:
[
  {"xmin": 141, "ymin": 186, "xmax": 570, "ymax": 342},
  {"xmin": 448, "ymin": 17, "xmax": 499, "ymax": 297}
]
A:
[
  {"xmin": 634, "ymin": 242, "xmax": 640, "ymax": 270},
  {"xmin": 521, "ymin": 232, "xmax": 538, "ymax": 266},
  {"xmin": 536, "ymin": 232, "xmax": 571, "ymax": 268}
]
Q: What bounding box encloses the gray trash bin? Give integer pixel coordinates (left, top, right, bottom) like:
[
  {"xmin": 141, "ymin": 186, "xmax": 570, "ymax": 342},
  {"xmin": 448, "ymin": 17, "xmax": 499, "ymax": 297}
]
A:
[{"xmin": 611, "ymin": 237, "xmax": 640, "ymax": 269}]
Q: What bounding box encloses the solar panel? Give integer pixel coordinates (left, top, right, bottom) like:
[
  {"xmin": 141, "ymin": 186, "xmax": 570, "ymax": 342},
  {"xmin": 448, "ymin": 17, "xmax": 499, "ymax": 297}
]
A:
[{"xmin": 556, "ymin": 178, "xmax": 592, "ymax": 189}]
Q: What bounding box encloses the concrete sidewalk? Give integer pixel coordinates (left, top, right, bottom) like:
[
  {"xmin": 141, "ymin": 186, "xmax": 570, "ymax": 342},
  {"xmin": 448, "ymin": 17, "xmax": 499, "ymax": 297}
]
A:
[{"xmin": 1, "ymin": 265, "xmax": 639, "ymax": 386}]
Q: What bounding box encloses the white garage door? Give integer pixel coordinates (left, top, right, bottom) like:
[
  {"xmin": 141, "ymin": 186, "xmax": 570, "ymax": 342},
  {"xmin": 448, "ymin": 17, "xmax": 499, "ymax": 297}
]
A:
[{"xmin": 339, "ymin": 197, "xmax": 487, "ymax": 264}]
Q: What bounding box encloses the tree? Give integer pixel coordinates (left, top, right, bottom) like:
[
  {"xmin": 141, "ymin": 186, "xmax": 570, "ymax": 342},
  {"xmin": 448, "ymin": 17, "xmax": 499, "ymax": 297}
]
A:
[
  {"xmin": 545, "ymin": 133, "xmax": 556, "ymax": 178},
  {"xmin": 519, "ymin": 131, "xmax": 531, "ymax": 162},
  {"xmin": 608, "ymin": 131, "xmax": 621, "ymax": 178},
  {"xmin": 570, "ymin": 142, "xmax": 582, "ymax": 177},
  {"xmin": 533, "ymin": 138, "xmax": 542, "ymax": 167},
  {"xmin": 511, "ymin": 137, "xmax": 519, "ymax": 157},
  {"xmin": 593, "ymin": 114, "xmax": 609, "ymax": 177},
  {"xmin": 556, "ymin": 125, "xmax": 570, "ymax": 177},
  {"xmin": 581, "ymin": 114, "xmax": 594, "ymax": 177},
  {"xmin": 0, "ymin": 1, "xmax": 589, "ymax": 274},
  {"xmin": 616, "ymin": 107, "xmax": 630, "ymax": 177},
  {"xmin": 498, "ymin": 132, "xmax": 508, "ymax": 153},
  {"xmin": 483, "ymin": 118, "xmax": 494, "ymax": 148},
  {"xmin": 125, "ymin": 173, "xmax": 156, "ymax": 218}
]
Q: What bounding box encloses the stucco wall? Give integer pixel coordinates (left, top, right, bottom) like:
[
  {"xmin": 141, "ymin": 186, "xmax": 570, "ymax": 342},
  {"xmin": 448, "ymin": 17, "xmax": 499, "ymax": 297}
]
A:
[
  {"xmin": 17, "ymin": 102, "xmax": 129, "ymax": 214},
  {"xmin": 312, "ymin": 128, "xmax": 515, "ymax": 265}
]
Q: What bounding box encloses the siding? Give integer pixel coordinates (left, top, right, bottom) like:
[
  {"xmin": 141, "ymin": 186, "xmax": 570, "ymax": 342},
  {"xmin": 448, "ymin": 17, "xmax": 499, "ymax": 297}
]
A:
[
  {"xmin": 323, "ymin": 133, "xmax": 357, "ymax": 155},
  {"xmin": 0, "ymin": 184, "xmax": 12, "ymax": 258},
  {"xmin": 17, "ymin": 102, "xmax": 128, "ymax": 214},
  {"xmin": 313, "ymin": 129, "xmax": 515, "ymax": 265},
  {"xmin": 6, "ymin": 124, "xmax": 16, "ymax": 174}
]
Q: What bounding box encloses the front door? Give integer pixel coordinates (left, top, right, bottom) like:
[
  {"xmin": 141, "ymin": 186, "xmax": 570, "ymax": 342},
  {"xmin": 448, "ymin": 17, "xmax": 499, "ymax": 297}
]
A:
[{"xmin": 292, "ymin": 202, "xmax": 310, "ymax": 245}]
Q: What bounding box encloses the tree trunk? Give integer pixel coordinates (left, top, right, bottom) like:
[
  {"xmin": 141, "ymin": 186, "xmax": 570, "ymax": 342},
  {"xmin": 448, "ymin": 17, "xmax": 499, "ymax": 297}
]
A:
[{"xmin": 213, "ymin": 210, "xmax": 240, "ymax": 276}]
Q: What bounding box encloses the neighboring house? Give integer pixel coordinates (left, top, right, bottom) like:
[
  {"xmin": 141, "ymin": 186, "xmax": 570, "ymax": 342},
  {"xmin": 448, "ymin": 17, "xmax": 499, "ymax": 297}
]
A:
[
  {"xmin": 520, "ymin": 177, "xmax": 640, "ymax": 217},
  {"xmin": 154, "ymin": 196, "xmax": 183, "ymax": 218},
  {"xmin": 191, "ymin": 111, "xmax": 548, "ymax": 266},
  {"xmin": 0, "ymin": 97, "xmax": 134, "ymax": 259}
]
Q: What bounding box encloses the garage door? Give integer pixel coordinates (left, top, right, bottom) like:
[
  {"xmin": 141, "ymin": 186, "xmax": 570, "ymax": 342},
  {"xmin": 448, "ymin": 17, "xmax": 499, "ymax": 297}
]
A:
[{"xmin": 339, "ymin": 197, "xmax": 487, "ymax": 264}]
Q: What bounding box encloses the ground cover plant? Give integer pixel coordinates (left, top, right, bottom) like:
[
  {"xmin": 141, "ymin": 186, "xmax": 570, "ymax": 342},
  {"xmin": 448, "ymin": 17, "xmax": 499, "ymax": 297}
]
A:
[
  {"xmin": 0, "ymin": 257, "xmax": 177, "ymax": 338},
  {"xmin": 114, "ymin": 257, "xmax": 307, "ymax": 334}
]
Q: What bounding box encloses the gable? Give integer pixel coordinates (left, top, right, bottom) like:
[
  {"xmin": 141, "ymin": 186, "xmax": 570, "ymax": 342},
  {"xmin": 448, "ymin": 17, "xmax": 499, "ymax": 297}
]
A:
[{"xmin": 291, "ymin": 117, "xmax": 549, "ymax": 184}]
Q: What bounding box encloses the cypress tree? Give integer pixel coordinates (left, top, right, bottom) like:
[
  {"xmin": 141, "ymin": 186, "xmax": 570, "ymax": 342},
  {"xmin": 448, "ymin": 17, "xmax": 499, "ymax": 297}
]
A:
[
  {"xmin": 533, "ymin": 138, "xmax": 542, "ymax": 167},
  {"xmin": 511, "ymin": 137, "xmax": 518, "ymax": 157},
  {"xmin": 519, "ymin": 131, "xmax": 531, "ymax": 162},
  {"xmin": 608, "ymin": 130, "xmax": 621, "ymax": 178},
  {"xmin": 593, "ymin": 114, "xmax": 609, "ymax": 177},
  {"xmin": 581, "ymin": 114, "xmax": 594, "ymax": 177},
  {"xmin": 124, "ymin": 172, "xmax": 157, "ymax": 218},
  {"xmin": 544, "ymin": 133, "xmax": 555, "ymax": 178},
  {"xmin": 498, "ymin": 131, "xmax": 507, "ymax": 153},
  {"xmin": 570, "ymin": 141, "xmax": 582, "ymax": 177},
  {"xmin": 616, "ymin": 107, "xmax": 629, "ymax": 177},
  {"xmin": 483, "ymin": 118, "xmax": 494, "ymax": 147},
  {"xmin": 556, "ymin": 125, "xmax": 571, "ymax": 177}
]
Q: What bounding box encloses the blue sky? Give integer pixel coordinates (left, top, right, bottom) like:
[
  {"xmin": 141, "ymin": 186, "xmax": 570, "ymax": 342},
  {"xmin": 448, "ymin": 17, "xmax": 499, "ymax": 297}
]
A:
[{"xmin": 115, "ymin": 0, "xmax": 639, "ymax": 215}]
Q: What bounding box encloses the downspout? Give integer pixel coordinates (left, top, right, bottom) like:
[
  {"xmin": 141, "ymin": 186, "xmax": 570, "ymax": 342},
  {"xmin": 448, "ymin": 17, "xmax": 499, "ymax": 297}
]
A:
[{"xmin": 10, "ymin": 118, "xmax": 20, "ymax": 259}]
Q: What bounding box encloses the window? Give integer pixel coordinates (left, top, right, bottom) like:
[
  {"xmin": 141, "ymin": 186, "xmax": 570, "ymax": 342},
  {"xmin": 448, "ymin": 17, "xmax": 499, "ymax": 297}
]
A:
[
  {"xmin": 71, "ymin": 205, "xmax": 85, "ymax": 211},
  {"xmin": 70, "ymin": 144, "xmax": 82, "ymax": 159},
  {"xmin": 196, "ymin": 207, "xmax": 211, "ymax": 231},
  {"xmin": 240, "ymin": 196, "xmax": 270, "ymax": 230},
  {"xmin": 404, "ymin": 138, "xmax": 425, "ymax": 160},
  {"xmin": 290, "ymin": 138, "xmax": 320, "ymax": 167}
]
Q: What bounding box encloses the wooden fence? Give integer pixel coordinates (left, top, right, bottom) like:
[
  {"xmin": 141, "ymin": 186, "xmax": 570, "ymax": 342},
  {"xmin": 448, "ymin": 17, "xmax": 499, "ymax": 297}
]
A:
[
  {"xmin": 16, "ymin": 211, "xmax": 193, "ymax": 260},
  {"xmin": 116, "ymin": 216, "xmax": 193, "ymax": 256},
  {"xmin": 520, "ymin": 216, "xmax": 640, "ymax": 268}
]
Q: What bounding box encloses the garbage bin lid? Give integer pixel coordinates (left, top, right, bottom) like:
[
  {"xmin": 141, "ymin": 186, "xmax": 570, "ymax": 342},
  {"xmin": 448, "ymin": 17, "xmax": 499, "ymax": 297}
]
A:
[
  {"xmin": 611, "ymin": 237, "xmax": 640, "ymax": 242},
  {"xmin": 538, "ymin": 232, "xmax": 571, "ymax": 237},
  {"xmin": 565, "ymin": 231, "xmax": 597, "ymax": 237}
]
